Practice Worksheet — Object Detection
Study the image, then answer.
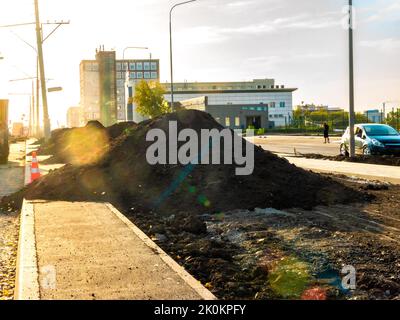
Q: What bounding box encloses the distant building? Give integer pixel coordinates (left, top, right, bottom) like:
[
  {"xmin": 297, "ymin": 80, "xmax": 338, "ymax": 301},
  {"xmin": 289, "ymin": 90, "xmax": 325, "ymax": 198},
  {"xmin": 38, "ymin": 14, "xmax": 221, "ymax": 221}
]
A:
[
  {"xmin": 297, "ymin": 104, "xmax": 329, "ymax": 112},
  {"xmin": 364, "ymin": 109, "xmax": 381, "ymax": 123},
  {"xmin": 162, "ymin": 79, "xmax": 297, "ymax": 128},
  {"xmin": 123, "ymin": 61, "xmax": 161, "ymax": 123},
  {"xmin": 80, "ymin": 60, "xmax": 100, "ymax": 123},
  {"xmin": 66, "ymin": 107, "xmax": 82, "ymax": 128},
  {"xmin": 297, "ymin": 104, "xmax": 344, "ymax": 114},
  {"xmin": 327, "ymin": 107, "xmax": 345, "ymax": 113},
  {"xmin": 12, "ymin": 122, "xmax": 24, "ymax": 137},
  {"xmin": 79, "ymin": 47, "xmax": 160, "ymax": 126}
]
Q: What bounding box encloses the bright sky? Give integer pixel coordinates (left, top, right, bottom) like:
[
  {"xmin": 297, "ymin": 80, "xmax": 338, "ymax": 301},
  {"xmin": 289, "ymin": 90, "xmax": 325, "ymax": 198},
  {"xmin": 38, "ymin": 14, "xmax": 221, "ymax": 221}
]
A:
[{"xmin": 0, "ymin": 0, "xmax": 399, "ymax": 127}]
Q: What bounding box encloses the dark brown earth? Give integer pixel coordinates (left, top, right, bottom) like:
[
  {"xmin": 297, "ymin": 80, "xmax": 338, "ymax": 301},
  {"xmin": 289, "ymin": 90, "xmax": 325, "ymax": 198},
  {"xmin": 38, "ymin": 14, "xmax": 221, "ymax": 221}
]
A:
[
  {"xmin": 35, "ymin": 121, "xmax": 137, "ymax": 165},
  {"xmin": 3, "ymin": 110, "xmax": 399, "ymax": 300},
  {"xmin": 1, "ymin": 110, "xmax": 365, "ymax": 215},
  {"xmin": 303, "ymin": 153, "xmax": 400, "ymax": 167},
  {"xmin": 126, "ymin": 175, "xmax": 400, "ymax": 300}
]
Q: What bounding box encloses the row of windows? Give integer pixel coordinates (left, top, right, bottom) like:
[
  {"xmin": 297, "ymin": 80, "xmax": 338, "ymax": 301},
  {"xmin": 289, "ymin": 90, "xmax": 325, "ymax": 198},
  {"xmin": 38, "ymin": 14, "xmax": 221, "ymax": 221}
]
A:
[
  {"xmin": 215, "ymin": 117, "xmax": 241, "ymax": 127},
  {"xmin": 116, "ymin": 62, "xmax": 157, "ymax": 72},
  {"xmin": 241, "ymin": 106, "xmax": 268, "ymax": 112},
  {"xmin": 269, "ymin": 114, "xmax": 286, "ymax": 118},
  {"xmin": 231, "ymin": 103, "xmax": 286, "ymax": 109},
  {"xmin": 116, "ymin": 71, "xmax": 158, "ymax": 80},
  {"xmin": 84, "ymin": 63, "xmax": 99, "ymax": 72}
]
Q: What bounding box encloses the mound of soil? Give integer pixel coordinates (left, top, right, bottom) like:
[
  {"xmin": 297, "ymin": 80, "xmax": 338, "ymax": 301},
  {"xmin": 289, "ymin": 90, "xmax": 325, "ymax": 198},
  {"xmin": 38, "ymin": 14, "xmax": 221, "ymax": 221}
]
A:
[
  {"xmin": 2, "ymin": 110, "xmax": 365, "ymax": 216},
  {"xmin": 38, "ymin": 121, "xmax": 137, "ymax": 165},
  {"xmin": 303, "ymin": 153, "xmax": 400, "ymax": 167},
  {"xmin": 106, "ymin": 121, "xmax": 137, "ymax": 140}
]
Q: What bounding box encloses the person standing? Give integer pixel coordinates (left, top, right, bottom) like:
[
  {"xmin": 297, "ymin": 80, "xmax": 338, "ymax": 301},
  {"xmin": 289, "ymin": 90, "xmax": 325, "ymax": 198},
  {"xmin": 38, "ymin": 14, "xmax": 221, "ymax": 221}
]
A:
[{"xmin": 323, "ymin": 122, "xmax": 330, "ymax": 144}]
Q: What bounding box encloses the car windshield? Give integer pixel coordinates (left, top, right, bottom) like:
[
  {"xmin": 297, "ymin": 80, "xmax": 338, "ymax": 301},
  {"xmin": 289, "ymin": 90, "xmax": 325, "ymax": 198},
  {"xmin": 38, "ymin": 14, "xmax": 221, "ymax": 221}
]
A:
[{"xmin": 364, "ymin": 125, "xmax": 399, "ymax": 136}]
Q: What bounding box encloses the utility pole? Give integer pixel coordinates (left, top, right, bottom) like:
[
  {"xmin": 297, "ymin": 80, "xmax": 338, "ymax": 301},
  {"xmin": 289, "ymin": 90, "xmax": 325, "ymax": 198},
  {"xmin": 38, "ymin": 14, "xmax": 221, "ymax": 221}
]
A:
[
  {"xmin": 34, "ymin": 0, "xmax": 50, "ymax": 140},
  {"xmin": 30, "ymin": 80, "xmax": 35, "ymax": 136},
  {"xmin": 36, "ymin": 60, "xmax": 40, "ymax": 137},
  {"xmin": 348, "ymin": 0, "xmax": 356, "ymax": 157}
]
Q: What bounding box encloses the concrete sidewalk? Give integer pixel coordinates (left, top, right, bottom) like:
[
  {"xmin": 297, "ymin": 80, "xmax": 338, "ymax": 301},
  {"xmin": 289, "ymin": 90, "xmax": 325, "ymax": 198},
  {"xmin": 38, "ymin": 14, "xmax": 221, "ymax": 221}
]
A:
[
  {"xmin": 15, "ymin": 200, "xmax": 215, "ymax": 300},
  {"xmin": 285, "ymin": 156, "xmax": 400, "ymax": 184},
  {"xmin": 0, "ymin": 142, "xmax": 25, "ymax": 197}
]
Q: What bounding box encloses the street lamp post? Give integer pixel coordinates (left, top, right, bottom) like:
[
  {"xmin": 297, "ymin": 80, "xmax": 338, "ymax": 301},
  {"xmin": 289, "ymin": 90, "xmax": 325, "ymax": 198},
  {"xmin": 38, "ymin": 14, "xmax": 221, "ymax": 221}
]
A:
[
  {"xmin": 169, "ymin": 0, "xmax": 197, "ymax": 111},
  {"xmin": 348, "ymin": 0, "xmax": 356, "ymax": 157},
  {"xmin": 34, "ymin": 0, "xmax": 51, "ymax": 141},
  {"xmin": 122, "ymin": 46, "xmax": 149, "ymax": 61}
]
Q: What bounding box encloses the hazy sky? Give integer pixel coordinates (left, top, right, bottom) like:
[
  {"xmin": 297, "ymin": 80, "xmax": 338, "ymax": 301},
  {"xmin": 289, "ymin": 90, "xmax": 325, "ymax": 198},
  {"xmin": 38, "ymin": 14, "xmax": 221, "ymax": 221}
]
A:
[{"xmin": 0, "ymin": 0, "xmax": 399, "ymax": 126}]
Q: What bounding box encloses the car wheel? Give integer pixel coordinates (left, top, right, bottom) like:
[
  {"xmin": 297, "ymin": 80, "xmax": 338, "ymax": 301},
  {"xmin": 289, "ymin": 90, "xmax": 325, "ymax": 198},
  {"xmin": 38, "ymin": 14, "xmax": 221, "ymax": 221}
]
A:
[
  {"xmin": 363, "ymin": 146, "xmax": 372, "ymax": 156},
  {"xmin": 340, "ymin": 144, "xmax": 349, "ymax": 157}
]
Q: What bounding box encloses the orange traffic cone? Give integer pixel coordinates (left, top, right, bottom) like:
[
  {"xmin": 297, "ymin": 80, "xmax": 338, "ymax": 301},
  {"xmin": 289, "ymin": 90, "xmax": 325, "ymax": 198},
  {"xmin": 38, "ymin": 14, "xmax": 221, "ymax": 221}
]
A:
[{"xmin": 30, "ymin": 151, "xmax": 41, "ymax": 182}]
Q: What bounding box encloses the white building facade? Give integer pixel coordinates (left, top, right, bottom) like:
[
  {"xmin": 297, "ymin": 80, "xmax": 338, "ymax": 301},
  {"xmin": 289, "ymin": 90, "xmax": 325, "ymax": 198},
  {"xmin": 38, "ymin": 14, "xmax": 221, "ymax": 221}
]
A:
[{"xmin": 163, "ymin": 80, "xmax": 296, "ymax": 128}]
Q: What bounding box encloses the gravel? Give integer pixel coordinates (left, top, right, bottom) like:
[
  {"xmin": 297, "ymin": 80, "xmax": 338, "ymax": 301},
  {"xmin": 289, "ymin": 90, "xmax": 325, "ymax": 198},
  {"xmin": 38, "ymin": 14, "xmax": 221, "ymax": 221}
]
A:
[{"xmin": 0, "ymin": 212, "xmax": 19, "ymax": 300}]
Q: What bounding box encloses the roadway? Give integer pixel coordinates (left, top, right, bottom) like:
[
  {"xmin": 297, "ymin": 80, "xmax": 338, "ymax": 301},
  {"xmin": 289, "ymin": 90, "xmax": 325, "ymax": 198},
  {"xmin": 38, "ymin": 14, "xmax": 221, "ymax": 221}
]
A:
[{"xmin": 251, "ymin": 135, "xmax": 341, "ymax": 156}]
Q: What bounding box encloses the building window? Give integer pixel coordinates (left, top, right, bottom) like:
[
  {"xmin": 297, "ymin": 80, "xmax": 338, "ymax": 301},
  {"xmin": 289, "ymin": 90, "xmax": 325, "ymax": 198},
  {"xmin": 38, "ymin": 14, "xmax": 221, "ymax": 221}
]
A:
[
  {"xmin": 151, "ymin": 72, "xmax": 158, "ymax": 79},
  {"xmin": 235, "ymin": 117, "xmax": 240, "ymax": 127},
  {"xmin": 122, "ymin": 63, "xmax": 128, "ymax": 71},
  {"xmin": 151, "ymin": 62, "xmax": 157, "ymax": 70},
  {"xmin": 144, "ymin": 62, "xmax": 150, "ymax": 70},
  {"xmin": 280, "ymin": 102, "xmax": 286, "ymax": 108},
  {"xmin": 129, "ymin": 63, "xmax": 136, "ymax": 71},
  {"xmin": 129, "ymin": 72, "xmax": 136, "ymax": 79},
  {"xmin": 144, "ymin": 72, "xmax": 151, "ymax": 79},
  {"xmin": 137, "ymin": 72, "xmax": 143, "ymax": 79},
  {"xmin": 225, "ymin": 117, "xmax": 231, "ymax": 127},
  {"xmin": 136, "ymin": 62, "xmax": 143, "ymax": 70},
  {"xmin": 116, "ymin": 63, "xmax": 122, "ymax": 71},
  {"xmin": 116, "ymin": 72, "xmax": 122, "ymax": 79},
  {"xmin": 270, "ymin": 102, "xmax": 276, "ymax": 108}
]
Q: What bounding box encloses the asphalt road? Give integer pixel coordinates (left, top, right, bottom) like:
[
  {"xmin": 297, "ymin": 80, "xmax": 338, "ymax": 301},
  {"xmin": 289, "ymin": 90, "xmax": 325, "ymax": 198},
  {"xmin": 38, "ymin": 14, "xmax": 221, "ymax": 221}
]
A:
[{"xmin": 251, "ymin": 135, "xmax": 342, "ymax": 156}]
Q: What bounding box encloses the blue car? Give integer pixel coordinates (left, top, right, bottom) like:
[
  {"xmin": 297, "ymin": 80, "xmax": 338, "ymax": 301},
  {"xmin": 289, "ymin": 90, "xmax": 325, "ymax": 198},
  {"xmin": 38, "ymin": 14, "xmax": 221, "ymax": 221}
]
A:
[{"xmin": 340, "ymin": 124, "xmax": 400, "ymax": 156}]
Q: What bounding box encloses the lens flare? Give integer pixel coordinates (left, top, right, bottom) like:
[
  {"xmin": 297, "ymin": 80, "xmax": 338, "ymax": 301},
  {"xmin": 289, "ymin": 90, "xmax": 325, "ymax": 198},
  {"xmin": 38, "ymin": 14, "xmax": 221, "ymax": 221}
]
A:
[
  {"xmin": 63, "ymin": 127, "xmax": 109, "ymax": 166},
  {"xmin": 268, "ymin": 256, "xmax": 311, "ymax": 299}
]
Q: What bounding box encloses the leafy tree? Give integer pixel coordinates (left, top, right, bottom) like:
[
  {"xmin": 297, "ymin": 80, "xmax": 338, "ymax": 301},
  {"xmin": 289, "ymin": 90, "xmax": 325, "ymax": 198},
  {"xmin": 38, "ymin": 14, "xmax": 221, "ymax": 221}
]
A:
[
  {"xmin": 386, "ymin": 108, "xmax": 400, "ymax": 130},
  {"xmin": 133, "ymin": 81, "xmax": 171, "ymax": 118}
]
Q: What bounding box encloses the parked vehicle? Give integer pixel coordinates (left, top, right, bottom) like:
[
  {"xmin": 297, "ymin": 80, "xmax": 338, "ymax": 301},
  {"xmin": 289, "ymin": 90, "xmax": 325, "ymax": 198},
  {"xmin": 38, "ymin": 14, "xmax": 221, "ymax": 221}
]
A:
[
  {"xmin": 0, "ymin": 100, "xmax": 9, "ymax": 164},
  {"xmin": 340, "ymin": 124, "xmax": 400, "ymax": 156}
]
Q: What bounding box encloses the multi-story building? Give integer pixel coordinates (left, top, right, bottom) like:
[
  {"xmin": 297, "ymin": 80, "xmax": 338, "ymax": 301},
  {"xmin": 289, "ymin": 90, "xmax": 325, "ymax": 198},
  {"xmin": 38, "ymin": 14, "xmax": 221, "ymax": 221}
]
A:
[
  {"xmin": 66, "ymin": 107, "xmax": 82, "ymax": 128},
  {"xmin": 364, "ymin": 109, "xmax": 382, "ymax": 123},
  {"xmin": 79, "ymin": 47, "xmax": 160, "ymax": 126},
  {"xmin": 163, "ymin": 79, "xmax": 297, "ymax": 128},
  {"xmin": 80, "ymin": 60, "xmax": 100, "ymax": 123},
  {"xmin": 118, "ymin": 59, "xmax": 160, "ymax": 122}
]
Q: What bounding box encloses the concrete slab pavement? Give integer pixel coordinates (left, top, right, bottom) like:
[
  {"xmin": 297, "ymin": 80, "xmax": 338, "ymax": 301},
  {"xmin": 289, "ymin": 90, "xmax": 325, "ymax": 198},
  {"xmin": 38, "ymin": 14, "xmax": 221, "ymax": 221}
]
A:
[
  {"xmin": 15, "ymin": 200, "xmax": 216, "ymax": 300},
  {"xmin": 285, "ymin": 156, "xmax": 400, "ymax": 184},
  {"xmin": 0, "ymin": 142, "xmax": 25, "ymax": 197}
]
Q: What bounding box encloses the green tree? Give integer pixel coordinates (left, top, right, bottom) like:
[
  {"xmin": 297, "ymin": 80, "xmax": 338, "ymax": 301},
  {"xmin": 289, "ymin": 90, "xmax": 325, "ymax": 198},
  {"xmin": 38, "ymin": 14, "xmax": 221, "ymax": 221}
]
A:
[
  {"xmin": 133, "ymin": 81, "xmax": 171, "ymax": 118},
  {"xmin": 387, "ymin": 108, "xmax": 400, "ymax": 130}
]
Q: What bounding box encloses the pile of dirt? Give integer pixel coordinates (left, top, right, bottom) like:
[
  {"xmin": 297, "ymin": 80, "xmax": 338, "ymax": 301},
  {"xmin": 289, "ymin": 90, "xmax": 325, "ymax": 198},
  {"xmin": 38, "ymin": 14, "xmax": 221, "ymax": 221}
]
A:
[
  {"xmin": 2, "ymin": 110, "xmax": 365, "ymax": 217},
  {"xmin": 38, "ymin": 121, "xmax": 137, "ymax": 165},
  {"xmin": 106, "ymin": 121, "xmax": 137, "ymax": 140},
  {"xmin": 303, "ymin": 153, "xmax": 400, "ymax": 167}
]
